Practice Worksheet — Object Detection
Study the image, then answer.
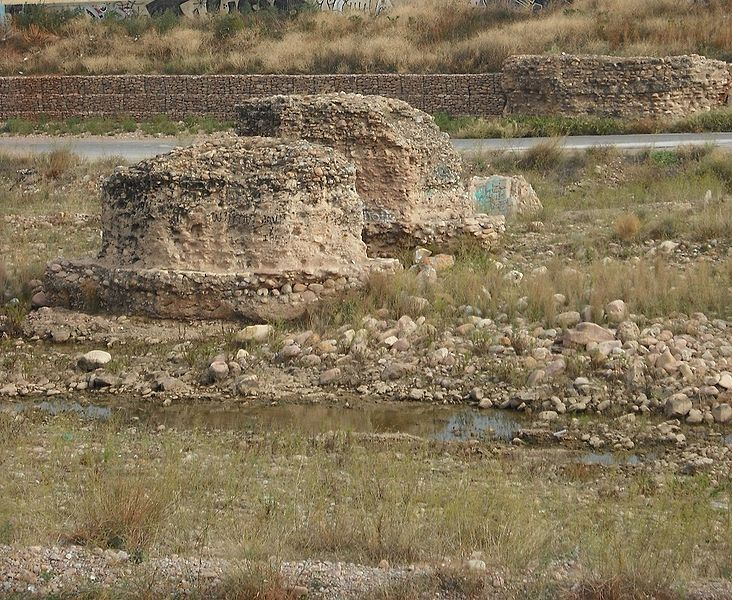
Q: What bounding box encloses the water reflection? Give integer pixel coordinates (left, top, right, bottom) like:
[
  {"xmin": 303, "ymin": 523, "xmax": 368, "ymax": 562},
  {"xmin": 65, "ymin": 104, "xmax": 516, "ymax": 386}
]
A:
[
  {"xmin": 579, "ymin": 453, "xmax": 643, "ymax": 466},
  {"xmin": 14, "ymin": 400, "xmax": 524, "ymax": 443}
]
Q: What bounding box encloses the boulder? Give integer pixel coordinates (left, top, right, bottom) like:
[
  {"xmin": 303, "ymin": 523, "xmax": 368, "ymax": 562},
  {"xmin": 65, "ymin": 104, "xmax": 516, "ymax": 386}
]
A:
[
  {"xmin": 664, "ymin": 393, "xmax": 692, "ymax": 418},
  {"xmin": 711, "ymin": 403, "xmax": 732, "ymax": 424},
  {"xmin": 319, "ymin": 367, "xmax": 342, "ymax": 386},
  {"xmin": 604, "ymin": 299, "xmax": 628, "ymax": 324},
  {"xmin": 469, "ymin": 175, "xmax": 543, "ymax": 217},
  {"xmin": 78, "ymin": 350, "xmax": 112, "ymax": 371},
  {"xmin": 717, "ymin": 372, "xmax": 732, "ymax": 390},
  {"xmin": 31, "ymin": 291, "xmax": 50, "ymax": 309},
  {"xmin": 207, "ymin": 361, "xmax": 230, "ymax": 383},
  {"xmin": 235, "ymin": 324, "xmax": 273, "ymax": 344},
  {"xmin": 556, "ymin": 311, "xmax": 581, "ymax": 329}
]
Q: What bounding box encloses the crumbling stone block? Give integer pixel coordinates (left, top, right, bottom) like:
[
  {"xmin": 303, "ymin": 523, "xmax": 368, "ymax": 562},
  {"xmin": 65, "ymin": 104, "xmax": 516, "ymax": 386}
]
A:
[
  {"xmin": 44, "ymin": 137, "xmax": 397, "ymax": 321},
  {"xmin": 469, "ymin": 175, "xmax": 543, "ymax": 218},
  {"xmin": 236, "ymin": 93, "xmax": 504, "ymax": 255}
]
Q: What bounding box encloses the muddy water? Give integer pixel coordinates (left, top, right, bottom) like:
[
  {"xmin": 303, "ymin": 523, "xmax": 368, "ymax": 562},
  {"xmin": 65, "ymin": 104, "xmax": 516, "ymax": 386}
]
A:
[
  {"xmin": 13, "ymin": 401, "xmax": 729, "ymax": 464},
  {"xmin": 15, "ymin": 400, "xmax": 526, "ymax": 442}
]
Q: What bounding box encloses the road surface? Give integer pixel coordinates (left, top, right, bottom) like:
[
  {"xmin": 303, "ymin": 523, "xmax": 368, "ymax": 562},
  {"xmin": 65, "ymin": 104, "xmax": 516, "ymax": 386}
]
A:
[{"xmin": 0, "ymin": 132, "xmax": 730, "ymax": 161}]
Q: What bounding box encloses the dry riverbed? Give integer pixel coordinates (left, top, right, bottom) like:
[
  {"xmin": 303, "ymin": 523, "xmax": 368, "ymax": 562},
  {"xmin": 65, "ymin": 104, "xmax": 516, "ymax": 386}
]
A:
[{"xmin": 1, "ymin": 145, "xmax": 732, "ymax": 598}]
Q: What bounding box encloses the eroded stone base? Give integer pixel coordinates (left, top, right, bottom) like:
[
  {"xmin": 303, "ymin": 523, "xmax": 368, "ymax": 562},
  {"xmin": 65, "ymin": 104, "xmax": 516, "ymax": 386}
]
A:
[
  {"xmin": 44, "ymin": 258, "xmax": 400, "ymax": 322},
  {"xmin": 364, "ymin": 214, "xmax": 505, "ymax": 257}
]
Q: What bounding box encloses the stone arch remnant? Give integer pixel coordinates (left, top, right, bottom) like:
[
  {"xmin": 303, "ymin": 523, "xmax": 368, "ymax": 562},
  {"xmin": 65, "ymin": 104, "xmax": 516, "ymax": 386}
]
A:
[
  {"xmin": 236, "ymin": 93, "xmax": 505, "ymax": 257},
  {"xmin": 44, "ymin": 137, "xmax": 398, "ymax": 321}
]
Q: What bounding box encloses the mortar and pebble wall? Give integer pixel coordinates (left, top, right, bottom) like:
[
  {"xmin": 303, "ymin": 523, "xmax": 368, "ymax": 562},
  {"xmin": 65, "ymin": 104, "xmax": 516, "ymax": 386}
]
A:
[{"xmin": 0, "ymin": 55, "xmax": 729, "ymax": 121}]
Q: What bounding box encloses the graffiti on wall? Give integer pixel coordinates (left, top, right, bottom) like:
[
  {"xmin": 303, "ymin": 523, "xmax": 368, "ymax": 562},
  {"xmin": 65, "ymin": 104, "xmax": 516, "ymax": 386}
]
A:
[
  {"xmin": 312, "ymin": 0, "xmax": 392, "ymax": 14},
  {"xmin": 83, "ymin": 0, "xmax": 304, "ymax": 17},
  {"xmin": 85, "ymin": 0, "xmax": 136, "ymax": 18},
  {"xmin": 470, "ymin": 175, "xmax": 512, "ymax": 215},
  {"xmin": 81, "ymin": 0, "xmax": 390, "ymax": 17}
]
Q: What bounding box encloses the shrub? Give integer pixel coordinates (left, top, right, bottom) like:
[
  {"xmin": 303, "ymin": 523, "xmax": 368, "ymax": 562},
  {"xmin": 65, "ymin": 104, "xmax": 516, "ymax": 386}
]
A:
[
  {"xmin": 12, "ymin": 5, "xmax": 76, "ymax": 34},
  {"xmin": 673, "ymin": 107, "xmax": 732, "ymax": 133},
  {"xmin": 65, "ymin": 470, "xmax": 179, "ymax": 555},
  {"xmin": 517, "ymin": 139, "xmax": 564, "ymax": 171},
  {"xmin": 41, "ymin": 148, "xmax": 78, "ymax": 179},
  {"xmin": 613, "ymin": 213, "xmax": 641, "ymax": 241},
  {"xmin": 699, "ymin": 151, "xmax": 732, "ymax": 188},
  {"xmin": 649, "ymin": 150, "xmax": 679, "ymax": 167},
  {"xmin": 213, "ymin": 12, "xmax": 246, "ymax": 40}
]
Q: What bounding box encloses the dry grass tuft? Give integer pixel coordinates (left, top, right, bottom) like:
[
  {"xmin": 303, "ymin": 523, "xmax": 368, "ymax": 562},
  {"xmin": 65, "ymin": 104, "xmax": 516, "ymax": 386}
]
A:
[
  {"xmin": 41, "ymin": 148, "xmax": 79, "ymax": 179},
  {"xmin": 64, "ymin": 470, "xmax": 180, "ymax": 554},
  {"xmin": 565, "ymin": 577, "xmax": 680, "ymax": 600},
  {"xmin": 2, "ymin": 0, "xmax": 730, "ymax": 75},
  {"xmin": 360, "ymin": 567, "xmax": 489, "ymax": 600},
  {"xmin": 613, "ymin": 213, "xmax": 641, "ymax": 241},
  {"xmin": 213, "ymin": 563, "xmax": 300, "ymax": 600}
]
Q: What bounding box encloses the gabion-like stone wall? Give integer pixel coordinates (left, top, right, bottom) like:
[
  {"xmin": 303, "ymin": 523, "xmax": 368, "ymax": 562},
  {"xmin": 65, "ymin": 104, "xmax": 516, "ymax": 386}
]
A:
[
  {"xmin": 503, "ymin": 54, "xmax": 732, "ymax": 118},
  {"xmin": 0, "ymin": 73, "xmax": 505, "ymax": 120},
  {"xmin": 1, "ymin": 55, "xmax": 729, "ymax": 122}
]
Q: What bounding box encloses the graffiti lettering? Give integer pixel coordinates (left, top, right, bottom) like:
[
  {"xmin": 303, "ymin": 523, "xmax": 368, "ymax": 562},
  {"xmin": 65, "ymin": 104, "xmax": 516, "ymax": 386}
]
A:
[
  {"xmin": 471, "ymin": 175, "xmax": 511, "ymax": 215},
  {"xmin": 363, "ymin": 207, "xmax": 394, "ymax": 223},
  {"xmin": 312, "ymin": 0, "xmax": 391, "ymax": 14},
  {"xmin": 168, "ymin": 211, "xmax": 283, "ymax": 227}
]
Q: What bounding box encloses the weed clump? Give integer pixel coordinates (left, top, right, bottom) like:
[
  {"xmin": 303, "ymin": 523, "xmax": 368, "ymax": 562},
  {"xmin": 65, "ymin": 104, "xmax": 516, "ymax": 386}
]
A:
[
  {"xmin": 40, "ymin": 148, "xmax": 78, "ymax": 179},
  {"xmin": 65, "ymin": 470, "xmax": 179, "ymax": 555},
  {"xmin": 613, "ymin": 213, "xmax": 641, "ymax": 241},
  {"xmin": 517, "ymin": 139, "xmax": 564, "ymax": 172}
]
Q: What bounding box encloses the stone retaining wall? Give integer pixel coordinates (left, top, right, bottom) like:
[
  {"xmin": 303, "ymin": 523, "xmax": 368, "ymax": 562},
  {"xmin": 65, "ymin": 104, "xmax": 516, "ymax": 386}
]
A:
[
  {"xmin": 503, "ymin": 54, "xmax": 732, "ymax": 118},
  {"xmin": 0, "ymin": 73, "xmax": 505, "ymax": 120},
  {"xmin": 0, "ymin": 54, "xmax": 729, "ymax": 121}
]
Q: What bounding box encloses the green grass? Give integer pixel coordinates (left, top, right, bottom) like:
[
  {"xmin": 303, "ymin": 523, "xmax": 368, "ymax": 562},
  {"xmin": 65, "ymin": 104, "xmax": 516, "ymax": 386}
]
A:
[
  {"xmin": 0, "ymin": 414, "xmax": 730, "ymax": 596},
  {"xmin": 0, "ymin": 115, "xmax": 233, "ymax": 136},
  {"xmin": 3, "ymin": 108, "xmax": 731, "ymax": 138},
  {"xmin": 436, "ymin": 108, "xmax": 732, "ymax": 139},
  {"xmin": 472, "ymin": 146, "xmax": 731, "ymax": 213}
]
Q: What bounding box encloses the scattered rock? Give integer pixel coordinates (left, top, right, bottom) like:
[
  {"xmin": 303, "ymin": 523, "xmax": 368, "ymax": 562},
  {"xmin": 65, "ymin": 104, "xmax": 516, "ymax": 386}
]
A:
[
  {"xmin": 664, "ymin": 393, "xmax": 692, "ymax": 418},
  {"xmin": 563, "ymin": 322, "xmax": 615, "ymax": 347},
  {"xmin": 236, "ymin": 325, "xmax": 273, "ymax": 344},
  {"xmin": 319, "ymin": 368, "xmax": 342, "ymax": 386},
  {"xmin": 208, "ymin": 361, "xmax": 230, "ymax": 383},
  {"xmin": 77, "ymin": 350, "xmax": 112, "ymax": 371},
  {"xmin": 711, "ymin": 403, "xmax": 732, "ymax": 423}
]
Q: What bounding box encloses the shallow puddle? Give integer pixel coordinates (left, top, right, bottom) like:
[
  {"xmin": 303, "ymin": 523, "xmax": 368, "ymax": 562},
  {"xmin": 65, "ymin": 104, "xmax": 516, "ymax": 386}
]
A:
[
  {"xmin": 13, "ymin": 400, "xmax": 525, "ymax": 443},
  {"xmin": 579, "ymin": 452, "xmax": 643, "ymax": 466},
  {"xmin": 12, "ymin": 400, "xmax": 708, "ymax": 465}
]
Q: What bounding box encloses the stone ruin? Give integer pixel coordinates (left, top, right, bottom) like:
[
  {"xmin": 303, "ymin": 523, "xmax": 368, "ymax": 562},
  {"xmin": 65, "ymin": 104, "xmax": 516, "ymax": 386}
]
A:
[
  {"xmin": 44, "ymin": 137, "xmax": 398, "ymax": 321},
  {"xmin": 236, "ymin": 93, "xmax": 505, "ymax": 256},
  {"xmin": 44, "ymin": 93, "xmax": 510, "ymax": 322}
]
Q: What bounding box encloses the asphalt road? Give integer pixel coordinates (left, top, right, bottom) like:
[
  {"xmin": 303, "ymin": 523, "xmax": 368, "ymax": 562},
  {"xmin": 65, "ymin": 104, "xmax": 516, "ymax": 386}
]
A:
[{"xmin": 0, "ymin": 132, "xmax": 730, "ymax": 161}]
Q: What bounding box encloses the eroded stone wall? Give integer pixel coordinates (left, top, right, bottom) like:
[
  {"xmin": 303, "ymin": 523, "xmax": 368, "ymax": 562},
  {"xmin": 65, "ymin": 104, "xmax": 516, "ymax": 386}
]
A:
[{"xmin": 503, "ymin": 54, "xmax": 732, "ymax": 118}]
